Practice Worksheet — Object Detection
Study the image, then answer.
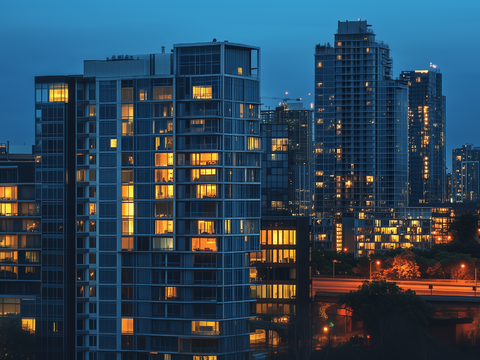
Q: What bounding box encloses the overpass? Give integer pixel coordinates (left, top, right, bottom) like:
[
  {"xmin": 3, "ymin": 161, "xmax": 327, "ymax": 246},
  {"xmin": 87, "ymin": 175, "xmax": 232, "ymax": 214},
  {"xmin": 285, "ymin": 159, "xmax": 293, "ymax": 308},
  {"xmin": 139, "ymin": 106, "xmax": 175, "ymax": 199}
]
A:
[{"xmin": 313, "ymin": 276, "xmax": 480, "ymax": 306}]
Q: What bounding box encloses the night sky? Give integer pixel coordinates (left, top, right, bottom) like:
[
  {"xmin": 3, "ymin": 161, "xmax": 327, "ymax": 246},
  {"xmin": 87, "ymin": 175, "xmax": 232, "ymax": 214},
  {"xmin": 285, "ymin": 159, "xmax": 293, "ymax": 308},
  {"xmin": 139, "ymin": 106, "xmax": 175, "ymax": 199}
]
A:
[{"xmin": 1, "ymin": 0, "xmax": 478, "ymax": 169}]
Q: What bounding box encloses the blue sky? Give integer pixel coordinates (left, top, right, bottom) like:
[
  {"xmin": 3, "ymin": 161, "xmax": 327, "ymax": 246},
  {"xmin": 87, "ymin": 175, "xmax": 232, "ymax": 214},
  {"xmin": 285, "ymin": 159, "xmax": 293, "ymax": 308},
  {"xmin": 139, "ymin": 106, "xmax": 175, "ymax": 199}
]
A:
[{"xmin": 1, "ymin": 0, "xmax": 478, "ymax": 168}]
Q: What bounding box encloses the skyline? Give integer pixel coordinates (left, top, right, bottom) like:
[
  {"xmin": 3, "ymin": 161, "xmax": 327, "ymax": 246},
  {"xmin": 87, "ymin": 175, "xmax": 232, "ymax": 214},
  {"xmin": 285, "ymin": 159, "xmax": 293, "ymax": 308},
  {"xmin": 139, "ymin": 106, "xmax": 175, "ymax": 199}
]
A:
[{"xmin": 1, "ymin": 0, "xmax": 479, "ymax": 167}]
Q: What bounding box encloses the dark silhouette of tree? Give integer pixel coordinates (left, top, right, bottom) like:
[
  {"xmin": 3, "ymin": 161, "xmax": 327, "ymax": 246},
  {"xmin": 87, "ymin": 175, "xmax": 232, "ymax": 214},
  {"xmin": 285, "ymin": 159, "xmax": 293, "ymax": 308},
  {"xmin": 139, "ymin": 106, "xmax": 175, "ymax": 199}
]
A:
[
  {"xmin": 0, "ymin": 318, "xmax": 35, "ymax": 360},
  {"xmin": 339, "ymin": 281, "xmax": 433, "ymax": 360},
  {"xmin": 449, "ymin": 213, "xmax": 479, "ymax": 244}
]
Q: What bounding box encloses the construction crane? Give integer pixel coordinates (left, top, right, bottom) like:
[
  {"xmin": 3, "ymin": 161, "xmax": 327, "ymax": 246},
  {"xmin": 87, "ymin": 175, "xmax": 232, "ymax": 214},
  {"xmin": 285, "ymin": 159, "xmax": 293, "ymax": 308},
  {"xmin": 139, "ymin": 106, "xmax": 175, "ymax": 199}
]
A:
[{"xmin": 261, "ymin": 96, "xmax": 302, "ymax": 108}]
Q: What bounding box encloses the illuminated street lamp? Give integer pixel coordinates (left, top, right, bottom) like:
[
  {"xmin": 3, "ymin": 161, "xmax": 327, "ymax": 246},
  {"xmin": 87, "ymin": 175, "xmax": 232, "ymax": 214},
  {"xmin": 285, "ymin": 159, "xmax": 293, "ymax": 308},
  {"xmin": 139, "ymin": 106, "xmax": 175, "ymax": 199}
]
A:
[
  {"xmin": 369, "ymin": 260, "xmax": 380, "ymax": 280},
  {"xmin": 461, "ymin": 263, "xmax": 478, "ymax": 294}
]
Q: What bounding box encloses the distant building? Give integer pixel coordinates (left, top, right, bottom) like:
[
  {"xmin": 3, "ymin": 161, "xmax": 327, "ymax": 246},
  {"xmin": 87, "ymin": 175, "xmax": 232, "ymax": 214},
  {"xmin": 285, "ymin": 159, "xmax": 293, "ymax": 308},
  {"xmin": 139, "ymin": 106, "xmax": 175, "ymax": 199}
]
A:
[
  {"xmin": 36, "ymin": 41, "xmax": 262, "ymax": 360},
  {"xmin": 314, "ymin": 20, "xmax": 408, "ymax": 251},
  {"xmin": 451, "ymin": 144, "xmax": 480, "ymax": 203},
  {"xmin": 260, "ymin": 102, "xmax": 313, "ymax": 217},
  {"xmin": 0, "ymin": 144, "xmax": 38, "ymax": 352},
  {"xmin": 400, "ymin": 69, "xmax": 446, "ymax": 205}
]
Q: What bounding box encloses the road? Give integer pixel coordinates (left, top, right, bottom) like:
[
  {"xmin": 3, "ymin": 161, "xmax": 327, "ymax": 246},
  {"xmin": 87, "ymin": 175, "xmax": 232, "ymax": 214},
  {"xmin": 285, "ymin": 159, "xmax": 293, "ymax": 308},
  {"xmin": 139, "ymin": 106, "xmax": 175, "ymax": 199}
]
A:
[{"xmin": 312, "ymin": 276, "xmax": 480, "ymax": 298}]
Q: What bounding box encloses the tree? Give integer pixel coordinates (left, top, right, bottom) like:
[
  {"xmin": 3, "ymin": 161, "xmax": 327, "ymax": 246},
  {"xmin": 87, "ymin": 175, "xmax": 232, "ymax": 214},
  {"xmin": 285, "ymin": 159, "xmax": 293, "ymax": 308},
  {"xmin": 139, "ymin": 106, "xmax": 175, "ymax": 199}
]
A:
[
  {"xmin": 449, "ymin": 213, "xmax": 479, "ymax": 244},
  {"xmin": 339, "ymin": 281, "xmax": 433, "ymax": 360},
  {"xmin": 385, "ymin": 250, "xmax": 420, "ymax": 279},
  {"xmin": 0, "ymin": 319, "xmax": 35, "ymax": 360}
]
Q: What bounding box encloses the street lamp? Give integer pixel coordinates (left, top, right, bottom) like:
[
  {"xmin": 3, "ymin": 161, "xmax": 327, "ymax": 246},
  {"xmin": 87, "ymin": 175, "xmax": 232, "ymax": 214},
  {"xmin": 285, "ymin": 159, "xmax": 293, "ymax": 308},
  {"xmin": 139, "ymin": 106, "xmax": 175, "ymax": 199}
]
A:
[
  {"xmin": 461, "ymin": 263, "xmax": 477, "ymax": 293},
  {"xmin": 369, "ymin": 260, "xmax": 380, "ymax": 280},
  {"xmin": 333, "ymin": 259, "xmax": 340, "ymax": 279}
]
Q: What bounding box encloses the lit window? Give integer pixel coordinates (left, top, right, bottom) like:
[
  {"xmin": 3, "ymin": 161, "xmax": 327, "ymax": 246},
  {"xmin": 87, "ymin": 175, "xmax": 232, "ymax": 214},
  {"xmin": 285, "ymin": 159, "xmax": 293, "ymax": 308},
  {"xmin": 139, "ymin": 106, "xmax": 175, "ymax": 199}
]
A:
[
  {"xmin": 240, "ymin": 103, "xmax": 244, "ymax": 118},
  {"xmin": 89, "ymin": 203, "xmax": 96, "ymax": 215},
  {"xmin": 121, "ymin": 318, "xmax": 134, "ymax": 334},
  {"xmin": 366, "ymin": 48, "xmax": 370, "ymax": 53},
  {"xmin": 155, "ymin": 169, "xmax": 174, "ymax": 182},
  {"xmin": 122, "ymin": 237, "xmax": 134, "ymax": 251},
  {"xmin": 196, "ymin": 184, "xmax": 217, "ymax": 198},
  {"xmin": 191, "ymin": 153, "xmax": 219, "ymax": 166},
  {"xmin": 192, "ymin": 168, "xmax": 216, "ymax": 181},
  {"xmin": 122, "ymin": 185, "xmax": 134, "ymax": 200},
  {"xmin": 192, "ymin": 238, "xmax": 217, "ymax": 251},
  {"xmin": 237, "ymin": 67, "xmax": 243, "ymax": 75},
  {"xmin": 317, "ymin": 82, "xmax": 323, "ymax": 87},
  {"xmin": 49, "ymin": 84, "xmax": 68, "ymax": 103},
  {"xmin": 76, "ymin": 169, "xmax": 86, "ymax": 182},
  {"xmin": 22, "ymin": 319, "xmax": 35, "ymax": 333},
  {"xmin": 121, "ymin": 104, "xmax": 134, "ymax": 120},
  {"xmin": 165, "ymin": 287, "xmax": 177, "ymax": 299},
  {"xmin": 122, "ymin": 220, "xmax": 134, "ymax": 235},
  {"xmin": 317, "ymin": 62, "xmax": 322, "ymax": 68},
  {"xmin": 416, "ymin": 77, "xmax": 421, "ymax": 83},
  {"xmin": 122, "ymin": 87, "xmax": 133, "ymax": 101},
  {"xmin": 247, "ymin": 137, "xmax": 260, "ymax": 150},
  {"xmin": 198, "ymin": 220, "xmax": 215, "ymax": 234},
  {"xmin": 271, "ymin": 138, "xmax": 288, "ymax": 151},
  {"xmin": 155, "ymin": 220, "xmax": 173, "ymax": 234},
  {"xmin": 155, "ymin": 185, "xmax": 174, "ymax": 199},
  {"xmin": 192, "ymin": 86, "xmax": 212, "ymax": 99},
  {"xmin": 89, "ymin": 105, "xmax": 97, "ymax": 117},
  {"xmin": 337, "ymin": 42, "xmax": 342, "ymax": 46},
  {"xmin": 138, "ymin": 89, "xmax": 148, "ymax": 101},
  {"xmin": 110, "ymin": 139, "xmax": 117, "ymax": 148},
  {"xmin": 155, "ymin": 153, "xmax": 174, "ymax": 166},
  {"xmin": 122, "ymin": 202, "xmax": 134, "ymax": 218},
  {"xmin": 337, "ymin": 55, "xmax": 342, "ymax": 60},
  {"xmin": 192, "ymin": 321, "xmax": 219, "ymax": 335},
  {"xmin": 122, "ymin": 121, "xmax": 134, "ymax": 136}
]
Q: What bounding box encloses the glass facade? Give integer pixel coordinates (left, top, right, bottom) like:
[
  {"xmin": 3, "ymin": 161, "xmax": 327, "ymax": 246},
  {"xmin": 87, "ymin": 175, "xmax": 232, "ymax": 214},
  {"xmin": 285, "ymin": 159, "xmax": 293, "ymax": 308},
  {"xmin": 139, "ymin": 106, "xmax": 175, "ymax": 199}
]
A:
[
  {"xmin": 36, "ymin": 41, "xmax": 261, "ymax": 360},
  {"xmin": 260, "ymin": 103, "xmax": 313, "ymax": 217},
  {"xmin": 313, "ymin": 20, "xmax": 409, "ymax": 250},
  {"xmin": 400, "ymin": 70, "xmax": 446, "ymax": 205},
  {"xmin": 451, "ymin": 144, "xmax": 480, "ymax": 203}
]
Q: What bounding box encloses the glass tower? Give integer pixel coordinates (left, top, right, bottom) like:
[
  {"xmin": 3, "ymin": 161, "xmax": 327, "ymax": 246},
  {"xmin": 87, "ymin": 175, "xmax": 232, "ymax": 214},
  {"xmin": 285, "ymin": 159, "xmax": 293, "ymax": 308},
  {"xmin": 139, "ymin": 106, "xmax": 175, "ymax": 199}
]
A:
[
  {"xmin": 451, "ymin": 144, "xmax": 480, "ymax": 203},
  {"xmin": 400, "ymin": 69, "xmax": 446, "ymax": 205},
  {"xmin": 35, "ymin": 41, "xmax": 261, "ymax": 360},
  {"xmin": 313, "ymin": 20, "xmax": 408, "ymax": 250}
]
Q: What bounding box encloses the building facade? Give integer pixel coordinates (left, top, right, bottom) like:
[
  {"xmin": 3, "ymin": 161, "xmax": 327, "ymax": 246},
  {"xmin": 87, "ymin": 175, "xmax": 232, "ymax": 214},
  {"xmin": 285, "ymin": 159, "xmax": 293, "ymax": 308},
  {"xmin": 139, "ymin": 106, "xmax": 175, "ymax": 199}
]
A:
[
  {"xmin": 313, "ymin": 20, "xmax": 409, "ymax": 250},
  {"xmin": 260, "ymin": 102, "xmax": 313, "ymax": 217},
  {"xmin": 451, "ymin": 144, "xmax": 480, "ymax": 203},
  {"xmin": 0, "ymin": 144, "xmax": 39, "ymax": 357},
  {"xmin": 36, "ymin": 41, "xmax": 261, "ymax": 360},
  {"xmin": 400, "ymin": 69, "xmax": 446, "ymax": 205}
]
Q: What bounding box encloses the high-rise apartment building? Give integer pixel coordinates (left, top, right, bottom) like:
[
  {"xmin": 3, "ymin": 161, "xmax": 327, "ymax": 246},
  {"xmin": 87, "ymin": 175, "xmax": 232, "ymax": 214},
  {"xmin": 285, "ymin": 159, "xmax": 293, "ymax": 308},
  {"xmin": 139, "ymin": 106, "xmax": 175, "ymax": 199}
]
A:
[
  {"xmin": 313, "ymin": 20, "xmax": 408, "ymax": 250},
  {"xmin": 260, "ymin": 102, "xmax": 313, "ymax": 217},
  {"xmin": 400, "ymin": 69, "xmax": 446, "ymax": 205},
  {"xmin": 451, "ymin": 144, "xmax": 480, "ymax": 203},
  {"xmin": 0, "ymin": 144, "xmax": 38, "ymax": 358},
  {"xmin": 35, "ymin": 41, "xmax": 261, "ymax": 360}
]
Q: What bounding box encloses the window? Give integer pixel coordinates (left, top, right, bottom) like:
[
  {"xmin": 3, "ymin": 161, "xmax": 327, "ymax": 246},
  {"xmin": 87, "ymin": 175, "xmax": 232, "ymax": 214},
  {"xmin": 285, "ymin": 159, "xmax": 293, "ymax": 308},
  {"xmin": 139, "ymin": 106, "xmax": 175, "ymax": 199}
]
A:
[
  {"xmin": 122, "ymin": 121, "xmax": 133, "ymax": 136},
  {"xmin": 89, "ymin": 203, "xmax": 96, "ymax": 215},
  {"xmin": 155, "ymin": 185, "xmax": 174, "ymax": 199},
  {"xmin": 247, "ymin": 137, "xmax": 260, "ymax": 150},
  {"xmin": 152, "ymin": 86, "xmax": 173, "ymax": 100},
  {"xmin": 196, "ymin": 184, "xmax": 217, "ymax": 198},
  {"xmin": 152, "ymin": 237, "xmax": 174, "ymax": 250},
  {"xmin": 191, "ymin": 153, "xmax": 219, "ymax": 166},
  {"xmin": 155, "ymin": 169, "xmax": 174, "ymax": 182},
  {"xmin": 193, "ymin": 86, "xmax": 212, "ymax": 99},
  {"xmin": 122, "ymin": 185, "xmax": 134, "ymax": 200},
  {"xmin": 48, "ymin": 83, "xmax": 69, "ymax": 103},
  {"xmin": 192, "ymin": 168, "xmax": 216, "ymax": 182},
  {"xmin": 89, "ymin": 105, "xmax": 97, "ymax": 117},
  {"xmin": 155, "ymin": 220, "xmax": 173, "ymax": 234},
  {"xmin": 192, "ymin": 321, "xmax": 219, "ymax": 335},
  {"xmin": 271, "ymin": 138, "xmax": 288, "ymax": 151},
  {"xmin": 416, "ymin": 77, "xmax": 421, "ymax": 83},
  {"xmin": 121, "ymin": 104, "xmax": 134, "ymax": 120},
  {"xmin": 77, "ymin": 169, "xmax": 86, "ymax": 182},
  {"xmin": 122, "ymin": 202, "xmax": 134, "ymax": 218},
  {"xmin": 122, "ymin": 237, "xmax": 134, "ymax": 251},
  {"xmin": 122, "ymin": 220, "xmax": 134, "ymax": 235},
  {"xmin": 192, "ymin": 238, "xmax": 217, "ymax": 251},
  {"xmin": 337, "ymin": 55, "xmax": 342, "ymax": 60},
  {"xmin": 317, "ymin": 62, "xmax": 322, "ymax": 68},
  {"xmin": 121, "ymin": 318, "xmax": 134, "ymax": 334},
  {"xmin": 110, "ymin": 139, "xmax": 117, "ymax": 148},
  {"xmin": 155, "ymin": 153, "xmax": 174, "ymax": 166},
  {"xmin": 198, "ymin": 220, "xmax": 214, "ymax": 234},
  {"xmin": 237, "ymin": 67, "xmax": 243, "ymax": 75}
]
